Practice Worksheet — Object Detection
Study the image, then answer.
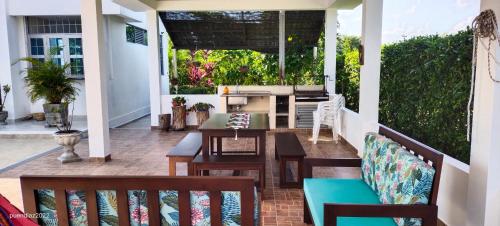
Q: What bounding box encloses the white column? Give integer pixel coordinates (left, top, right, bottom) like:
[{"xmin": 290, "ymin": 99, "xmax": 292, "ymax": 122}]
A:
[
  {"xmin": 358, "ymin": 0, "xmax": 384, "ymax": 154},
  {"xmin": 0, "ymin": 0, "xmax": 15, "ymax": 118},
  {"xmin": 278, "ymin": 10, "xmax": 285, "ymax": 84},
  {"xmin": 147, "ymin": 10, "xmax": 162, "ymax": 127},
  {"xmin": 324, "ymin": 8, "xmax": 338, "ymax": 95},
  {"xmin": 81, "ymin": 0, "xmax": 111, "ymax": 160},
  {"xmin": 466, "ymin": 1, "xmax": 500, "ymax": 225}
]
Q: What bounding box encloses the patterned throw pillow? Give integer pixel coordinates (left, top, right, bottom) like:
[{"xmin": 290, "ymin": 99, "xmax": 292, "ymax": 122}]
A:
[
  {"xmin": 362, "ymin": 133, "xmax": 436, "ymax": 226},
  {"xmin": 379, "ymin": 148, "xmax": 436, "ymax": 226}
]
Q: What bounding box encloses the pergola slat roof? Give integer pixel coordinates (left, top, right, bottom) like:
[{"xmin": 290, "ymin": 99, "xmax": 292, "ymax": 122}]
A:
[{"xmin": 159, "ymin": 11, "xmax": 325, "ymax": 53}]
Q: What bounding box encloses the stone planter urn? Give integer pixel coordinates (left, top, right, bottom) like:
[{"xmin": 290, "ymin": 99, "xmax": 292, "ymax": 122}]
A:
[
  {"xmin": 172, "ymin": 106, "xmax": 186, "ymax": 130},
  {"xmin": 54, "ymin": 130, "xmax": 82, "ymax": 163},
  {"xmin": 43, "ymin": 103, "xmax": 68, "ymax": 128},
  {"xmin": 196, "ymin": 111, "xmax": 209, "ymax": 127},
  {"xmin": 0, "ymin": 111, "xmax": 7, "ymax": 125}
]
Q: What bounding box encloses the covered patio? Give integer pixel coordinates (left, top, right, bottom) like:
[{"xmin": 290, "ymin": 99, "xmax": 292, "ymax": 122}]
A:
[{"xmin": 1, "ymin": 0, "xmax": 499, "ymax": 225}]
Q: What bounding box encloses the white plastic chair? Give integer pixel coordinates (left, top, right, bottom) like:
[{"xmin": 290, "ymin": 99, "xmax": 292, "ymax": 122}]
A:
[{"xmin": 312, "ymin": 94, "xmax": 345, "ymax": 144}]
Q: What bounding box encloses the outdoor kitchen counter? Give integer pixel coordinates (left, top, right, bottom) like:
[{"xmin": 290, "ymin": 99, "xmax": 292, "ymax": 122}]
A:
[
  {"xmin": 220, "ymin": 91, "xmax": 272, "ymax": 97},
  {"xmin": 218, "ymin": 85, "xmax": 326, "ymax": 129}
]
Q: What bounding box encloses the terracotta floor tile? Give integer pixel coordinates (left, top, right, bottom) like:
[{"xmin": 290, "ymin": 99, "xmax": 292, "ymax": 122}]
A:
[{"xmin": 0, "ymin": 128, "xmax": 358, "ymax": 225}]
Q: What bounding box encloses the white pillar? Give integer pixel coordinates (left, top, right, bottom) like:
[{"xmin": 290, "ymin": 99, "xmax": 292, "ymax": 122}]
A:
[
  {"xmin": 81, "ymin": 0, "xmax": 111, "ymax": 160},
  {"xmin": 324, "ymin": 8, "xmax": 338, "ymax": 95},
  {"xmin": 466, "ymin": 1, "xmax": 500, "ymax": 225},
  {"xmin": 358, "ymin": 0, "xmax": 384, "ymax": 154},
  {"xmin": 147, "ymin": 10, "xmax": 162, "ymax": 127},
  {"xmin": 278, "ymin": 10, "xmax": 285, "ymax": 84}
]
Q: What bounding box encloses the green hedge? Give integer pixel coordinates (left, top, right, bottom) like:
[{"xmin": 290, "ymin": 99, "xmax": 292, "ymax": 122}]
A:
[
  {"xmin": 379, "ymin": 29, "xmax": 473, "ymax": 163},
  {"xmin": 336, "ymin": 30, "xmax": 473, "ymax": 163}
]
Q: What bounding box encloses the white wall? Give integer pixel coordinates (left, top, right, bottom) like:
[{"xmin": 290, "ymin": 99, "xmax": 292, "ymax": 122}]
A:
[
  {"xmin": 339, "ymin": 109, "xmax": 471, "ymax": 226},
  {"xmin": 106, "ymin": 15, "xmax": 150, "ymax": 127},
  {"xmin": 161, "ymin": 95, "xmax": 220, "ymax": 126},
  {"xmin": 27, "ymin": 15, "xmax": 151, "ymax": 126},
  {"xmin": 0, "ymin": 4, "xmax": 31, "ymax": 120}
]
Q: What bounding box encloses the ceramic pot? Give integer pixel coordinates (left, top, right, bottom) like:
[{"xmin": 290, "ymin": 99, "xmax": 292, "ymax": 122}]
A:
[
  {"xmin": 0, "ymin": 111, "xmax": 7, "ymax": 125},
  {"xmin": 54, "ymin": 130, "xmax": 82, "ymax": 163},
  {"xmin": 43, "ymin": 103, "xmax": 68, "ymax": 127}
]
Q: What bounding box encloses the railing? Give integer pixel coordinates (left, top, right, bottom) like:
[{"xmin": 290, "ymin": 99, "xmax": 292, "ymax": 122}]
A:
[{"xmin": 21, "ymin": 175, "xmax": 256, "ymax": 226}]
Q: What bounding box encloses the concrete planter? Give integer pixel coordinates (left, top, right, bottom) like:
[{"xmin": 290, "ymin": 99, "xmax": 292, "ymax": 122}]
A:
[
  {"xmin": 0, "ymin": 111, "xmax": 7, "ymax": 125},
  {"xmin": 54, "ymin": 130, "xmax": 82, "ymax": 163},
  {"xmin": 43, "ymin": 103, "xmax": 68, "ymax": 127}
]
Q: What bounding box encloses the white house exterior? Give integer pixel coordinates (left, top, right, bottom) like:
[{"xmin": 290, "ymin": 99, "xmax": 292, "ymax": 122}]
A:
[{"xmin": 0, "ymin": 0, "xmax": 170, "ymax": 128}]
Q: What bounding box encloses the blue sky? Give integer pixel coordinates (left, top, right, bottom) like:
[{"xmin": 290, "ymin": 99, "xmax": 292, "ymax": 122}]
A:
[{"xmin": 338, "ymin": 0, "xmax": 480, "ymax": 43}]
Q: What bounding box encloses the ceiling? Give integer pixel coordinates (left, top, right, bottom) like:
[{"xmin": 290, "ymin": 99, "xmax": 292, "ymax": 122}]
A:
[{"xmin": 160, "ymin": 11, "xmax": 325, "ymax": 53}]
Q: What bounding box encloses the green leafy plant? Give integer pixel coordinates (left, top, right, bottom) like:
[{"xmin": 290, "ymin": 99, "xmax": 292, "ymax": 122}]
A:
[
  {"xmin": 19, "ymin": 49, "xmax": 78, "ymax": 104},
  {"xmin": 0, "ymin": 84, "xmax": 11, "ymax": 112},
  {"xmin": 336, "ymin": 29, "xmax": 473, "ymax": 163},
  {"xmin": 171, "ymin": 96, "xmax": 186, "ymax": 107},
  {"xmin": 188, "ymin": 102, "xmax": 214, "ymax": 112}
]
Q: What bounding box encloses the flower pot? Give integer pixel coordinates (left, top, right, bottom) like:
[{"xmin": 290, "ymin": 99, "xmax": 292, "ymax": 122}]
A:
[
  {"xmin": 32, "ymin": 112, "xmax": 46, "ymax": 121},
  {"xmin": 43, "ymin": 103, "xmax": 68, "ymax": 128},
  {"xmin": 196, "ymin": 111, "xmax": 209, "ymax": 127},
  {"xmin": 0, "ymin": 111, "xmax": 7, "ymax": 125},
  {"xmin": 54, "ymin": 130, "xmax": 82, "ymax": 163},
  {"xmin": 172, "ymin": 106, "xmax": 186, "ymax": 131}
]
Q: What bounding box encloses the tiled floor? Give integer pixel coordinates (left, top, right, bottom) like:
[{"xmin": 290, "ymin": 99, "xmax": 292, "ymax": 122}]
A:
[
  {"xmin": 0, "ymin": 127, "xmax": 359, "ymax": 225},
  {"xmin": 0, "ymin": 118, "xmax": 87, "ymax": 136}
]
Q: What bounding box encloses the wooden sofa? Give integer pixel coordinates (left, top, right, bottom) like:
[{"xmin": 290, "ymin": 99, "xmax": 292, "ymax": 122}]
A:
[
  {"xmin": 21, "ymin": 175, "xmax": 259, "ymax": 226},
  {"xmin": 303, "ymin": 125, "xmax": 443, "ymax": 226}
]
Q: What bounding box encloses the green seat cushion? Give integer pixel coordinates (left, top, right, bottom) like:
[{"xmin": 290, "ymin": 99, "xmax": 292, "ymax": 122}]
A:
[{"xmin": 304, "ymin": 178, "xmax": 397, "ymax": 226}]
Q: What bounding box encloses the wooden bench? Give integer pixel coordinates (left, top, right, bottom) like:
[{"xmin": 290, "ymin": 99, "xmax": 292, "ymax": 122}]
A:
[
  {"xmin": 166, "ymin": 132, "xmax": 202, "ymax": 176},
  {"xmin": 303, "ymin": 125, "xmax": 444, "ymax": 226},
  {"xmin": 275, "ymin": 132, "xmax": 307, "ymax": 188},
  {"xmin": 192, "ymin": 155, "xmax": 266, "ymax": 192},
  {"xmin": 20, "ymin": 175, "xmax": 259, "ymax": 225}
]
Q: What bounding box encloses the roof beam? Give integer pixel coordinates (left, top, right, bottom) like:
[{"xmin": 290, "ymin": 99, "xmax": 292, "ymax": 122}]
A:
[
  {"xmin": 112, "ymin": 0, "xmax": 156, "ymax": 11},
  {"xmin": 156, "ymin": 0, "xmax": 328, "ymax": 11}
]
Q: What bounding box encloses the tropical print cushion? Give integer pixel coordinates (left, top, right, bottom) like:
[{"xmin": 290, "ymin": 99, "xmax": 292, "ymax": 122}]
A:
[
  {"xmin": 33, "ymin": 188, "xmax": 260, "ymax": 226},
  {"xmin": 36, "ymin": 189, "xmax": 57, "ymax": 226},
  {"xmin": 362, "ymin": 133, "xmax": 436, "ymax": 226},
  {"xmin": 128, "ymin": 190, "xmax": 149, "ymax": 226},
  {"xmin": 159, "ymin": 190, "xmax": 179, "ymax": 225},
  {"xmin": 97, "ymin": 190, "xmax": 119, "ymax": 226},
  {"xmin": 66, "ymin": 190, "xmax": 88, "ymax": 225},
  {"xmin": 362, "ymin": 132, "xmax": 400, "ymax": 193},
  {"xmin": 381, "ymin": 148, "xmax": 436, "ymax": 226}
]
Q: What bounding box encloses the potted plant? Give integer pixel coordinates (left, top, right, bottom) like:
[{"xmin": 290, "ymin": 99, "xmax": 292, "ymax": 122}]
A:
[
  {"xmin": 53, "ymin": 101, "xmax": 82, "ymax": 163},
  {"xmin": 0, "ymin": 84, "xmax": 11, "ymax": 125},
  {"xmin": 19, "ymin": 48, "xmax": 78, "ymax": 127},
  {"xmin": 171, "ymin": 96, "xmax": 187, "ymax": 130},
  {"xmin": 188, "ymin": 102, "xmax": 214, "ymax": 127}
]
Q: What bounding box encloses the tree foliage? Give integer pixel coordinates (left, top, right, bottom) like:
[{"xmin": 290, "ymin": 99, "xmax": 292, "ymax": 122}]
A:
[{"xmin": 169, "ymin": 33, "xmax": 325, "ymax": 93}]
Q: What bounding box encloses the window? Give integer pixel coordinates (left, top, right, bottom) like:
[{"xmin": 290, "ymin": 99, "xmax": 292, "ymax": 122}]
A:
[
  {"xmin": 26, "ymin": 16, "xmax": 84, "ymax": 78},
  {"xmin": 69, "ymin": 38, "xmax": 84, "ymax": 75},
  {"xmin": 27, "ymin": 16, "xmax": 81, "ymax": 34},
  {"xmin": 49, "ymin": 38, "xmax": 64, "ymax": 66},
  {"xmin": 126, "ymin": 24, "xmax": 148, "ymax": 46}
]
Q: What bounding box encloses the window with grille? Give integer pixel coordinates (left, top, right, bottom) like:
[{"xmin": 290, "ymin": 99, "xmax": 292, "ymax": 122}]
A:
[
  {"xmin": 126, "ymin": 24, "xmax": 148, "ymax": 46},
  {"xmin": 26, "ymin": 16, "xmax": 84, "ymax": 78},
  {"xmin": 27, "ymin": 16, "xmax": 81, "ymax": 34}
]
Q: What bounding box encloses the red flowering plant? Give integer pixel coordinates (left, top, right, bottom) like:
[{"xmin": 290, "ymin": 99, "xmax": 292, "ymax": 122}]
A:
[{"xmin": 186, "ymin": 50, "xmax": 215, "ymax": 88}]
